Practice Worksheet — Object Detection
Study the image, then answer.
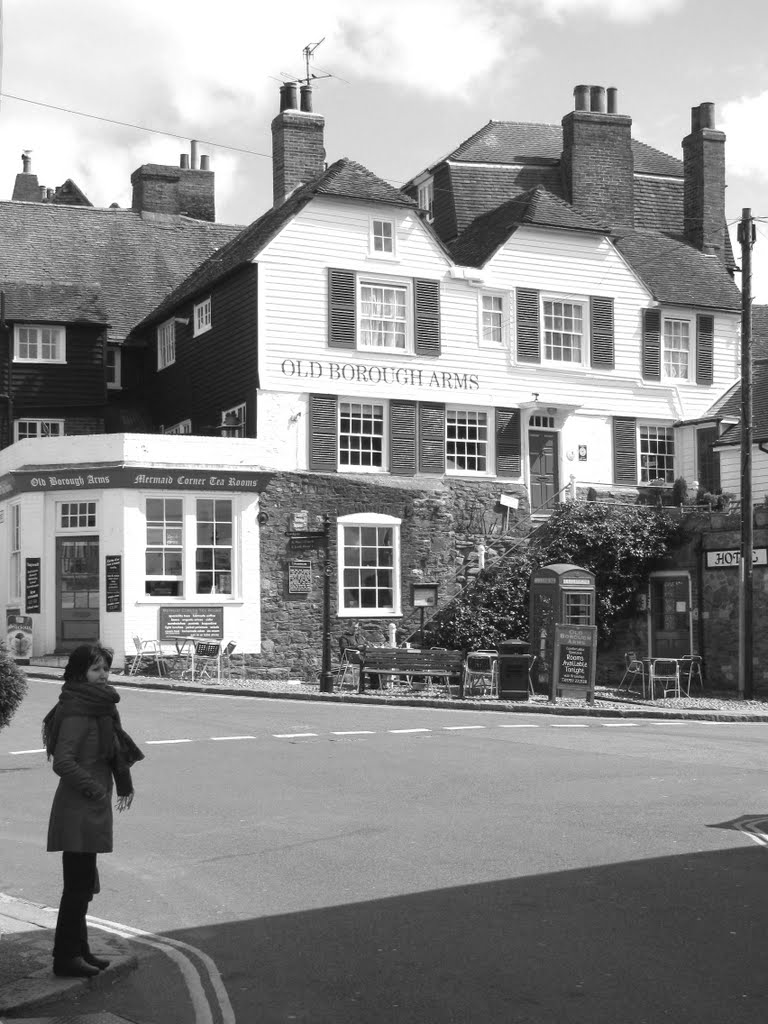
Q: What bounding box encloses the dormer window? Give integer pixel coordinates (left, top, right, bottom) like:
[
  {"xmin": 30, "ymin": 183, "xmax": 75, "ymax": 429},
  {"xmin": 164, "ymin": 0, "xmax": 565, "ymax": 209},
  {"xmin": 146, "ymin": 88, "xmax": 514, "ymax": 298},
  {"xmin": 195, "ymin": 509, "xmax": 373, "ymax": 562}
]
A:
[
  {"xmin": 417, "ymin": 179, "xmax": 434, "ymax": 222},
  {"xmin": 194, "ymin": 297, "xmax": 212, "ymax": 337},
  {"xmin": 370, "ymin": 219, "xmax": 395, "ymax": 256}
]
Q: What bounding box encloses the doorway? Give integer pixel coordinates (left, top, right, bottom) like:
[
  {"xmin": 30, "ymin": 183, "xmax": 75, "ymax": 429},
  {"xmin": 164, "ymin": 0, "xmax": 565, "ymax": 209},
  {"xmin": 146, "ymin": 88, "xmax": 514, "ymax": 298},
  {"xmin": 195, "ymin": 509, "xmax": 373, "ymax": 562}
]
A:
[
  {"xmin": 56, "ymin": 537, "xmax": 100, "ymax": 652},
  {"xmin": 649, "ymin": 574, "xmax": 691, "ymax": 658},
  {"xmin": 529, "ymin": 429, "xmax": 559, "ymax": 511}
]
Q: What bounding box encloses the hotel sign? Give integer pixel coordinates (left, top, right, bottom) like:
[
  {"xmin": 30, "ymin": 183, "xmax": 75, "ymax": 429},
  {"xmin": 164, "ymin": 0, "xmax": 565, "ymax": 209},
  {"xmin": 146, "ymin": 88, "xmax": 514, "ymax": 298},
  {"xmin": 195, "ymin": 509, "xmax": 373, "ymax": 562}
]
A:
[
  {"xmin": 0, "ymin": 467, "xmax": 272, "ymax": 499},
  {"xmin": 705, "ymin": 548, "xmax": 768, "ymax": 569}
]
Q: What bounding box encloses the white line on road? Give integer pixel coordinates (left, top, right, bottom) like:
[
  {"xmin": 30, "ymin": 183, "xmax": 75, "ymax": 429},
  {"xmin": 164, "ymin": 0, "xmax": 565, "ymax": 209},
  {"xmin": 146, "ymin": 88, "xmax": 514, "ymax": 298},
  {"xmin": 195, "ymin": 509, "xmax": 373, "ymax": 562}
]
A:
[
  {"xmin": 332, "ymin": 730, "xmax": 376, "ymax": 735},
  {"xmin": 388, "ymin": 728, "xmax": 431, "ymax": 733},
  {"xmin": 550, "ymin": 723, "xmax": 588, "ymax": 728},
  {"xmin": 497, "ymin": 723, "xmax": 539, "ymax": 728},
  {"xmin": 9, "ymin": 747, "xmax": 46, "ymax": 754},
  {"xmin": 145, "ymin": 738, "xmax": 193, "ymax": 744},
  {"xmin": 601, "ymin": 723, "xmax": 638, "ymax": 727},
  {"xmin": 273, "ymin": 732, "xmax": 318, "ymax": 738},
  {"xmin": 443, "ymin": 725, "xmax": 486, "ymax": 731},
  {"xmin": 210, "ymin": 735, "xmax": 256, "ymax": 741}
]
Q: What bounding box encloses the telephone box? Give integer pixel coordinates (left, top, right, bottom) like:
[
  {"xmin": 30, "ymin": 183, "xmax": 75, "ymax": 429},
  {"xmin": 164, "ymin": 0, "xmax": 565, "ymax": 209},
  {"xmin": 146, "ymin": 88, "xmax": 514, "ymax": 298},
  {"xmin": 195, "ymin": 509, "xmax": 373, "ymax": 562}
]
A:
[{"xmin": 529, "ymin": 564, "xmax": 596, "ymax": 698}]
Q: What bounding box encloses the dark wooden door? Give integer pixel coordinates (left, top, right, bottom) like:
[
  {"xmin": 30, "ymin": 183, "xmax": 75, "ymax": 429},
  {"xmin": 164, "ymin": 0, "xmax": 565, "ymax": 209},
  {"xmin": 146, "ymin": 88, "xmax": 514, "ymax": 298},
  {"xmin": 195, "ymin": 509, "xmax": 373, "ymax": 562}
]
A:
[
  {"xmin": 56, "ymin": 537, "xmax": 100, "ymax": 652},
  {"xmin": 650, "ymin": 575, "xmax": 691, "ymax": 658},
  {"xmin": 529, "ymin": 430, "xmax": 559, "ymax": 511}
]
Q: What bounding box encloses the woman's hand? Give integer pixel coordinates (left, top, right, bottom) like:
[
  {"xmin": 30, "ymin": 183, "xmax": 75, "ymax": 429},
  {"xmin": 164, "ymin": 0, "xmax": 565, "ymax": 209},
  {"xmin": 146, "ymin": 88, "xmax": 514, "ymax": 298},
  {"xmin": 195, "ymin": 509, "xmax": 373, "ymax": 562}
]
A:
[{"xmin": 116, "ymin": 792, "xmax": 134, "ymax": 812}]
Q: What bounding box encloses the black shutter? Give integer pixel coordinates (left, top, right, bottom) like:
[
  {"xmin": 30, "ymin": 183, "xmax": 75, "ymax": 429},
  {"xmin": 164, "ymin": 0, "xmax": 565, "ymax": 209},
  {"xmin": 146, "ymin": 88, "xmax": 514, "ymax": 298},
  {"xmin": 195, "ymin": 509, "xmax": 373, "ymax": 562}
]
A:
[
  {"xmin": 308, "ymin": 394, "xmax": 338, "ymax": 472},
  {"xmin": 390, "ymin": 400, "xmax": 417, "ymax": 476},
  {"xmin": 495, "ymin": 408, "xmax": 521, "ymax": 477},
  {"xmin": 696, "ymin": 314, "xmax": 714, "ymax": 385},
  {"xmin": 642, "ymin": 308, "xmax": 661, "ymax": 380},
  {"xmin": 590, "ymin": 296, "xmax": 614, "ymax": 369},
  {"xmin": 327, "ymin": 269, "xmax": 356, "ymax": 349},
  {"xmin": 613, "ymin": 416, "xmax": 638, "ymax": 484},
  {"xmin": 414, "ymin": 279, "xmax": 441, "ymax": 356},
  {"xmin": 516, "ymin": 287, "xmax": 541, "ymax": 362},
  {"xmin": 418, "ymin": 402, "xmax": 445, "ymax": 474}
]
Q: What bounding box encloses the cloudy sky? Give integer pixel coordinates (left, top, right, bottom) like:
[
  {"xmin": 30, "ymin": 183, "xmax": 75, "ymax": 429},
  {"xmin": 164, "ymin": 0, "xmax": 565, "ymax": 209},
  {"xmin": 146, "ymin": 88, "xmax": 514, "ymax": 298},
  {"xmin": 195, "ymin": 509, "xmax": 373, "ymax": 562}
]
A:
[{"xmin": 2, "ymin": 0, "xmax": 768, "ymax": 299}]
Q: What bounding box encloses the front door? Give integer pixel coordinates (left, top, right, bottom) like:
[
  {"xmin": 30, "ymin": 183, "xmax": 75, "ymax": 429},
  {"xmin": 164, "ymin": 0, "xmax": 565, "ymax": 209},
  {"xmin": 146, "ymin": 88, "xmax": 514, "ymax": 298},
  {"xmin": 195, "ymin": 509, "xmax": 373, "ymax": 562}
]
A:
[
  {"xmin": 650, "ymin": 574, "xmax": 691, "ymax": 658},
  {"xmin": 529, "ymin": 430, "xmax": 559, "ymax": 511},
  {"xmin": 56, "ymin": 537, "xmax": 100, "ymax": 652}
]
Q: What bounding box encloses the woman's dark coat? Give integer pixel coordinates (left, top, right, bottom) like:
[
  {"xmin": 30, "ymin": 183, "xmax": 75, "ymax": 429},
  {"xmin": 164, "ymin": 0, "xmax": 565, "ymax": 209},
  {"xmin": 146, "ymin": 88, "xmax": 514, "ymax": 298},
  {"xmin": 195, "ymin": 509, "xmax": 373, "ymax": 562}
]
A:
[{"xmin": 47, "ymin": 715, "xmax": 113, "ymax": 853}]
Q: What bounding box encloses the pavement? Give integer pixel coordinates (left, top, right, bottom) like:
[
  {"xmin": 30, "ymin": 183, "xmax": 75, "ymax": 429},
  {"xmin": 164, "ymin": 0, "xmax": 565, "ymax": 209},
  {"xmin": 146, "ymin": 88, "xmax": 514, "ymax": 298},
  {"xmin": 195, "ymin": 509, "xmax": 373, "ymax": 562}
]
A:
[{"xmin": 4, "ymin": 660, "xmax": 767, "ymax": 1022}]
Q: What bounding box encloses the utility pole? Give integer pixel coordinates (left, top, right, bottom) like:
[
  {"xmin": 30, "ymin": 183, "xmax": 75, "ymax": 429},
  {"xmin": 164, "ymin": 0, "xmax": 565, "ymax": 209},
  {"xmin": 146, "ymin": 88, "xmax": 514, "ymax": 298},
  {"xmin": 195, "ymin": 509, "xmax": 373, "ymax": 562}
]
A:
[
  {"xmin": 319, "ymin": 514, "xmax": 334, "ymax": 692},
  {"xmin": 737, "ymin": 208, "xmax": 756, "ymax": 699}
]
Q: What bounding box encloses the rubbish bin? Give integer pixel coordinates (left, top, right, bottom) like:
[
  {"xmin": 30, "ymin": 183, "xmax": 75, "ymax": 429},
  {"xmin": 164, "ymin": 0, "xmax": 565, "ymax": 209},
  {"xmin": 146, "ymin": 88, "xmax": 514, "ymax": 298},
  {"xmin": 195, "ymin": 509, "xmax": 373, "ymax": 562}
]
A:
[{"xmin": 496, "ymin": 639, "xmax": 531, "ymax": 701}]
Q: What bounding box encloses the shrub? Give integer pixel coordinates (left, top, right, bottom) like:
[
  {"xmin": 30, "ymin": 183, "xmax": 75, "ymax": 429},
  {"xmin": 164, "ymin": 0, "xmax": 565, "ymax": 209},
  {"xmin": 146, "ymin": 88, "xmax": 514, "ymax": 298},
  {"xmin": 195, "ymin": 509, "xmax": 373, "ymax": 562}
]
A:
[{"xmin": 0, "ymin": 639, "xmax": 28, "ymax": 731}]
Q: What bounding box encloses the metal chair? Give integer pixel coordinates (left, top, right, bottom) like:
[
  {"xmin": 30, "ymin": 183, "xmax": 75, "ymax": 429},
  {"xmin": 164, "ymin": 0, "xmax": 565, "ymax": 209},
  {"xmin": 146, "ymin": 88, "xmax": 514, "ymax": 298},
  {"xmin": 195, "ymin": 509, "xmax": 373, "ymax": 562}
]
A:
[
  {"xmin": 680, "ymin": 654, "xmax": 704, "ymax": 695},
  {"xmin": 463, "ymin": 651, "xmax": 498, "ymax": 697},
  {"xmin": 181, "ymin": 640, "xmax": 222, "ymax": 683},
  {"xmin": 221, "ymin": 641, "xmax": 237, "ymax": 680},
  {"xmin": 129, "ymin": 635, "xmax": 166, "ymax": 676},
  {"xmin": 650, "ymin": 658, "xmax": 682, "ymax": 699},
  {"xmin": 336, "ymin": 638, "xmax": 363, "ymax": 690},
  {"xmin": 618, "ymin": 652, "xmax": 647, "ymax": 696}
]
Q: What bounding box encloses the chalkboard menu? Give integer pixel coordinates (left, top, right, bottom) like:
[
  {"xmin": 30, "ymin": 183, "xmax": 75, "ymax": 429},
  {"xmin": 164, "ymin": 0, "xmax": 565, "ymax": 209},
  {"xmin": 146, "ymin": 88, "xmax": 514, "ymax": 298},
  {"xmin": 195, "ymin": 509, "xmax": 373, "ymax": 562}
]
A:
[
  {"xmin": 25, "ymin": 558, "xmax": 41, "ymax": 614},
  {"xmin": 105, "ymin": 555, "xmax": 122, "ymax": 612},
  {"xmin": 552, "ymin": 624, "xmax": 597, "ymax": 704},
  {"xmin": 159, "ymin": 606, "xmax": 224, "ymax": 641}
]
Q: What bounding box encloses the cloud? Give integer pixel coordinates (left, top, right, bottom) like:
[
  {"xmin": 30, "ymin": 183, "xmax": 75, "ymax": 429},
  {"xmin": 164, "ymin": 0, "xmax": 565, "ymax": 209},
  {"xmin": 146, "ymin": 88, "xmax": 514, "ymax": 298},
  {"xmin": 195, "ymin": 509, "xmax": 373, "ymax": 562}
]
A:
[
  {"xmin": 518, "ymin": 0, "xmax": 686, "ymax": 20},
  {"xmin": 721, "ymin": 92, "xmax": 768, "ymax": 181}
]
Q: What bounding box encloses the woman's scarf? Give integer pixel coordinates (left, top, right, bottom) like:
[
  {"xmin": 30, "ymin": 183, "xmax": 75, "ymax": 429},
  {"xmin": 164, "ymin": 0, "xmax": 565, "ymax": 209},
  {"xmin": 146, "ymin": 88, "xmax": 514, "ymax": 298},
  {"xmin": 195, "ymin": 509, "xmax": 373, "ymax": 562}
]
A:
[{"xmin": 42, "ymin": 679, "xmax": 145, "ymax": 798}]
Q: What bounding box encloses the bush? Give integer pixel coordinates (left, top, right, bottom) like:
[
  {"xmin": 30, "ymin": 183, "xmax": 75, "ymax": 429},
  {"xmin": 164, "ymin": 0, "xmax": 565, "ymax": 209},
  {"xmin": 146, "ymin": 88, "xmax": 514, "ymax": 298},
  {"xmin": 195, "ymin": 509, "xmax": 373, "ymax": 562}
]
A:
[{"xmin": 0, "ymin": 639, "xmax": 28, "ymax": 731}]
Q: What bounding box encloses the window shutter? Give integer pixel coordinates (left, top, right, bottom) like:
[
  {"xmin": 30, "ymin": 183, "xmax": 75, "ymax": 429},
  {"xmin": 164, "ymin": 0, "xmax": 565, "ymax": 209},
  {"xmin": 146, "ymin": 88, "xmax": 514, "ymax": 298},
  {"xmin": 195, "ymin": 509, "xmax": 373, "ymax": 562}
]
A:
[
  {"xmin": 308, "ymin": 394, "xmax": 338, "ymax": 472},
  {"xmin": 495, "ymin": 408, "xmax": 521, "ymax": 477},
  {"xmin": 590, "ymin": 296, "xmax": 614, "ymax": 369},
  {"xmin": 696, "ymin": 314, "xmax": 714, "ymax": 385},
  {"xmin": 641, "ymin": 308, "xmax": 661, "ymax": 380},
  {"xmin": 414, "ymin": 279, "xmax": 441, "ymax": 356},
  {"xmin": 418, "ymin": 402, "xmax": 445, "ymax": 474},
  {"xmin": 613, "ymin": 416, "xmax": 638, "ymax": 484},
  {"xmin": 390, "ymin": 400, "xmax": 417, "ymax": 476},
  {"xmin": 516, "ymin": 287, "xmax": 540, "ymax": 362},
  {"xmin": 327, "ymin": 269, "xmax": 356, "ymax": 349}
]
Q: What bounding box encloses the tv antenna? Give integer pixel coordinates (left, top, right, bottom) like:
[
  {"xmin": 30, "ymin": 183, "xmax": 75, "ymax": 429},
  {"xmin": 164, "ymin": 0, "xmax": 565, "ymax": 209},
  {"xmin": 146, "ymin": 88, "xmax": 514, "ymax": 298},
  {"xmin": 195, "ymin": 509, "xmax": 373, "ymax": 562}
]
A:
[{"xmin": 280, "ymin": 39, "xmax": 345, "ymax": 87}]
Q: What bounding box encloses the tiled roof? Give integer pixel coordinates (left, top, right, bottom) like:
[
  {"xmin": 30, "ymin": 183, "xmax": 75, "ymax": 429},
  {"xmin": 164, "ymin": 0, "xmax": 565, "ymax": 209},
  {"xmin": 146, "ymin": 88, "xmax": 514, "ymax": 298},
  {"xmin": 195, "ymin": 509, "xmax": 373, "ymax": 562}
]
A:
[
  {"xmin": 1, "ymin": 282, "xmax": 107, "ymax": 323},
  {"xmin": 714, "ymin": 360, "xmax": 768, "ymax": 444},
  {"xmin": 753, "ymin": 305, "xmax": 768, "ymax": 359},
  {"xmin": 136, "ymin": 159, "xmax": 415, "ymax": 331},
  {"xmin": 443, "ymin": 121, "xmax": 684, "ymax": 176},
  {"xmin": 451, "ymin": 187, "xmax": 604, "ymax": 268},
  {"xmin": 0, "ymin": 201, "xmax": 242, "ymax": 344},
  {"xmin": 612, "ymin": 230, "xmax": 741, "ymax": 311}
]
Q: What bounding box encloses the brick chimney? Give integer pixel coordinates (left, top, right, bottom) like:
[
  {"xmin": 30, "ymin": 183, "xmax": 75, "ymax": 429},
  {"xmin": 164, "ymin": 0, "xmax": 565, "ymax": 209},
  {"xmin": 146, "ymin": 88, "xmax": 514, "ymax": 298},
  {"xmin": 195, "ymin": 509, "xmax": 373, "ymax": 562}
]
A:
[
  {"xmin": 131, "ymin": 147, "xmax": 215, "ymax": 221},
  {"xmin": 11, "ymin": 152, "xmax": 41, "ymax": 202},
  {"xmin": 561, "ymin": 85, "xmax": 634, "ymax": 229},
  {"xmin": 271, "ymin": 83, "xmax": 326, "ymax": 207},
  {"xmin": 682, "ymin": 103, "xmax": 725, "ymax": 259}
]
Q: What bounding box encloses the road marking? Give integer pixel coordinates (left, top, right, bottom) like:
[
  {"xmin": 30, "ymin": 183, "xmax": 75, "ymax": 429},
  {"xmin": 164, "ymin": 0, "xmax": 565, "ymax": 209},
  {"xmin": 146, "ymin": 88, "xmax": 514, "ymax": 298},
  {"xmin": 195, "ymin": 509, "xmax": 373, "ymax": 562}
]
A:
[
  {"xmin": 497, "ymin": 723, "xmax": 539, "ymax": 728},
  {"xmin": 550, "ymin": 723, "xmax": 588, "ymax": 728},
  {"xmin": 388, "ymin": 728, "xmax": 431, "ymax": 733},
  {"xmin": 443, "ymin": 725, "xmax": 486, "ymax": 731},
  {"xmin": 601, "ymin": 723, "xmax": 638, "ymax": 727},
  {"xmin": 146, "ymin": 738, "xmax": 193, "ymax": 744},
  {"xmin": 273, "ymin": 732, "xmax": 318, "ymax": 738},
  {"xmin": 210, "ymin": 735, "xmax": 256, "ymax": 741},
  {"xmin": 9, "ymin": 747, "xmax": 46, "ymax": 754},
  {"xmin": 332, "ymin": 730, "xmax": 376, "ymax": 735}
]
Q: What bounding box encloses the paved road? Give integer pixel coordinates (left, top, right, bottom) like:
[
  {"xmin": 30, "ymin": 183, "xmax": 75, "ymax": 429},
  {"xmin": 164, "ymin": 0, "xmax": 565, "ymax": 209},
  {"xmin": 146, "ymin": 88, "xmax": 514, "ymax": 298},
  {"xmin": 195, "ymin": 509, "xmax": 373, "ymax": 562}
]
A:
[{"xmin": 2, "ymin": 679, "xmax": 767, "ymax": 1023}]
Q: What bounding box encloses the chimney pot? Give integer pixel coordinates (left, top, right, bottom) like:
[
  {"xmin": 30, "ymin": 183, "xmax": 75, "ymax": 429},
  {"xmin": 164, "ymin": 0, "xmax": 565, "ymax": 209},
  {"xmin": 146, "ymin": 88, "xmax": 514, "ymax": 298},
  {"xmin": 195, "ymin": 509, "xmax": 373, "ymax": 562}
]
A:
[
  {"xmin": 574, "ymin": 85, "xmax": 591, "ymax": 111},
  {"xmin": 180, "ymin": 153, "xmax": 190, "ymax": 169},
  {"xmin": 21, "ymin": 151, "xmax": 32, "ymax": 173},
  {"xmin": 691, "ymin": 105, "xmax": 701, "ymax": 133},
  {"xmin": 607, "ymin": 87, "xmax": 618, "ymax": 114},
  {"xmin": 590, "ymin": 86, "xmax": 607, "ymax": 113},
  {"xmin": 300, "ymin": 84, "xmax": 313, "ymax": 112},
  {"xmin": 200, "ymin": 154, "xmax": 210, "ymax": 171},
  {"xmin": 280, "ymin": 82, "xmax": 299, "ymax": 111},
  {"xmin": 190, "ymin": 140, "xmax": 199, "ymax": 170},
  {"xmin": 698, "ymin": 102, "xmax": 716, "ymax": 130}
]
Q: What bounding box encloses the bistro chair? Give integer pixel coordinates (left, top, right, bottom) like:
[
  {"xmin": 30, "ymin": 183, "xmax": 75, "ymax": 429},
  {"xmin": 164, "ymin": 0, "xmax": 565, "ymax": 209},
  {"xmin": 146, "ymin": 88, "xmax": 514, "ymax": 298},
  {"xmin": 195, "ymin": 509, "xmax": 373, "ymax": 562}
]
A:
[
  {"xmin": 336, "ymin": 636, "xmax": 363, "ymax": 690},
  {"xmin": 618, "ymin": 652, "xmax": 647, "ymax": 696},
  {"xmin": 463, "ymin": 651, "xmax": 498, "ymax": 697},
  {"xmin": 650, "ymin": 658, "xmax": 682, "ymax": 699},
  {"xmin": 181, "ymin": 640, "xmax": 222, "ymax": 683},
  {"xmin": 221, "ymin": 641, "xmax": 237, "ymax": 681},
  {"xmin": 680, "ymin": 654, "xmax": 704, "ymax": 695},
  {"xmin": 129, "ymin": 636, "xmax": 166, "ymax": 676}
]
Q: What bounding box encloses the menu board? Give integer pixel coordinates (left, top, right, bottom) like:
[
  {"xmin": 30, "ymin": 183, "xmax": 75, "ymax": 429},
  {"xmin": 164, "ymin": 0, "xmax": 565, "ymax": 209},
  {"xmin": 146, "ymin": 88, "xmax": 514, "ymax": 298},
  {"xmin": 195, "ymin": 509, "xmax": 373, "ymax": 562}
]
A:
[
  {"xmin": 158, "ymin": 606, "xmax": 224, "ymax": 641},
  {"xmin": 105, "ymin": 555, "xmax": 122, "ymax": 612},
  {"xmin": 552, "ymin": 624, "xmax": 597, "ymax": 704},
  {"xmin": 25, "ymin": 558, "xmax": 41, "ymax": 614}
]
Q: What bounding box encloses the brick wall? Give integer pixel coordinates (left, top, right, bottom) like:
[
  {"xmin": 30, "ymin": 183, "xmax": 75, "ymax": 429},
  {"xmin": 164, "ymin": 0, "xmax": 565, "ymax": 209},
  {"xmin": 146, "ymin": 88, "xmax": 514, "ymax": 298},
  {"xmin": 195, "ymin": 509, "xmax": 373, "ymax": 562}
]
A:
[
  {"xmin": 683, "ymin": 129, "xmax": 726, "ymax": 258},
  {"xmin": 271, "ymin": 111, "xmax": 326, "ymax": 206},
  {"xmin": 131, "ymin": 164, "xmax": 215, "ymax": 221},
  {"xmin": 561, "ymin": 110, "xmax": 634, "ymax": 228}
]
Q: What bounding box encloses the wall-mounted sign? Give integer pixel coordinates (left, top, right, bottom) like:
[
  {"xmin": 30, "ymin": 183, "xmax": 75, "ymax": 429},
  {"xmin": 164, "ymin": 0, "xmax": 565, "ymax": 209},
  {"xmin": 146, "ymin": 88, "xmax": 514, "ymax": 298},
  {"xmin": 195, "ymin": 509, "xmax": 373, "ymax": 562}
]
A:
[
  {"xmin": 705, "ymin": 548, "xmax": 767, "ymax": 569},
  {"xmin": 158, "ymin": 606, "xmax": 224, "ymax": 641},
  {"xmin": 105, "ymin": 555, "xmax": 122, "ymax": 612},
  {"xmin": 25, "ymin": 558, "xmax": 41, "ymax": 614},
  {"xmin": 280, "ymin": 358, "xmax": 480, "ymax": 393},
  {"xmin": 552, "ymin": 624, "xmax": 597, "ymax": 704},
  {"xmin": 0, "ymin": 467, "xmax": 272, "ymax": 500},
  {"xmin": 288, "ymin": 561, "xmax": 312, "ymax": 594},
  {"xmin": 578, "ymin": 445, "xmax": 588, "ymax": 461},
  {"xmin": 412, "ymin": 583, "xmax": 439, "ymax": 608}
]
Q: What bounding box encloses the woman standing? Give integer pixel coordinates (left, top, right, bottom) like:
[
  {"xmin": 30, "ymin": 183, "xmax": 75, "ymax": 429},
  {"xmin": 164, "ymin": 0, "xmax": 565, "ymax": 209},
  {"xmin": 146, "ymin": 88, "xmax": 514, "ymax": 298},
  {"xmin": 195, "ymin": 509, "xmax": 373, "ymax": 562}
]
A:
[{"xmin": 43, "ymin": 643, "xmax": 144, "ymax": 978}]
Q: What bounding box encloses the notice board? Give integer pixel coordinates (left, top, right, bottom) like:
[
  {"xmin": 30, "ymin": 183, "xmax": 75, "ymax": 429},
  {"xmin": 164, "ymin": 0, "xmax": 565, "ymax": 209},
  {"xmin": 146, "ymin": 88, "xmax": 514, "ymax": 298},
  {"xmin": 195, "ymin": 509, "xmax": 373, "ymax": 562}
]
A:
[
  {"xmin": 552, "ymin": 623, "xmax": 597, "ymax": 704},
  {"xmin": 158, "ymin": 606, "xmax": 224, "ymax": 641},
  {"xmin": 105, "ymin": 555, "xmax": 122, "ymax": 612},
  {"xmin": 25, "ymin": 558, "xmax": 41, "ymax": 614}
]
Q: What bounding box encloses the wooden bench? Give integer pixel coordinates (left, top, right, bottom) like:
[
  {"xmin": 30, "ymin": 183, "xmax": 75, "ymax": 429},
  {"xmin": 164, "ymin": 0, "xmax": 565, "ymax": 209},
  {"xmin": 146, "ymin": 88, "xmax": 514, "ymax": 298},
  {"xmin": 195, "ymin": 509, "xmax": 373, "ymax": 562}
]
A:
[{"xmin": 357, "ymin": 648, "xmax": 465, "ymax": 695}]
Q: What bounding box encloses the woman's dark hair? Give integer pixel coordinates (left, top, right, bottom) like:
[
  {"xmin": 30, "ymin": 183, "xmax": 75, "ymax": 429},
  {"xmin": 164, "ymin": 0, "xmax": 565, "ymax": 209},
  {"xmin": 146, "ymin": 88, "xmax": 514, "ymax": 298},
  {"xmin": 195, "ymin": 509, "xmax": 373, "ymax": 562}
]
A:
[{"xmin": 63, "ymin": 643, "xmax": 114, "ymax": 683}]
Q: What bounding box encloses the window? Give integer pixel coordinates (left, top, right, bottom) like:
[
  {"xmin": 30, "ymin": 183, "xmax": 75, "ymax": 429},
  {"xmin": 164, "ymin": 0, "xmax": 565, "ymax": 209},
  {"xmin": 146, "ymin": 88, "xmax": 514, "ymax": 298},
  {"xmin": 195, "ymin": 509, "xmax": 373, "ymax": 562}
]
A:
[
  {"xmin": 564, "ymin": 592, "xmax": 593, "ymax": 625},
  {"xmin": 14, "ymin": 325, "xmax": 65, "ymax": 363},
  {"xmin": 340, "ymin": 402, "xmax": 385, "ymax": 469},
  {"xmin": 145, "ymin": 498, "xmax": 184, "ymax": 596},
  {"xmin": 371, "ymin": 219, "xmax": 394, "ymax": 255},
  {"xmin": 9, "ymin": 504, "xmax": 21, "ymax": 600},
  {"xmin": 417, "ymin": 180, "xmax": 434, "ymax": 221},
  {"xmin": 663, "ymin": 318, "xmax": 691, "ymax": 380},
  {"xmin": 543, "ymin": 298, "xmax": 584, "ymax": 364},
  {"xmin": 359, "ymin": 280, "xmax": 409, "ymax": 350},
  {"xmin": 144, "ymin": 497, "xmax": 234, "ymax": 598},
  {"xmin": 165, "ymin": 420, "xmax": 192, "ymax": 435},
  {"xmin": 157, "ymin": 320, "xmax": 175, "ymax": 370},
  {"xmin": 59, "ymin": 502, "xmax": 96, "ymax": 529},
  {"xmin": 446, "ymin": 408, "xmax": 489, "ymax": 473},
  {"xmin": 194, "ymin": 297, "xmax": 212, "ymax": 337},
  {"xmin": 106, "ymin": 346, "xmax": 121, "ymax": 388},
  {"xmin": 640, "ymin": 425, "xmax": 675, "ymax": 483},
  {"xmin": 14, "ymin": 419, "xmax": 63, "ymax": 441},
  {"xmin": 338, "ymin": 513, "xmax": 401, "ymax": 616},
  {"xmin": 221, "ymin": 403, "xmax": 246, "ymax": 438},
  {"xmin": 481, "ymin": 294, "xmax": 504, "ymax": 347}
]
